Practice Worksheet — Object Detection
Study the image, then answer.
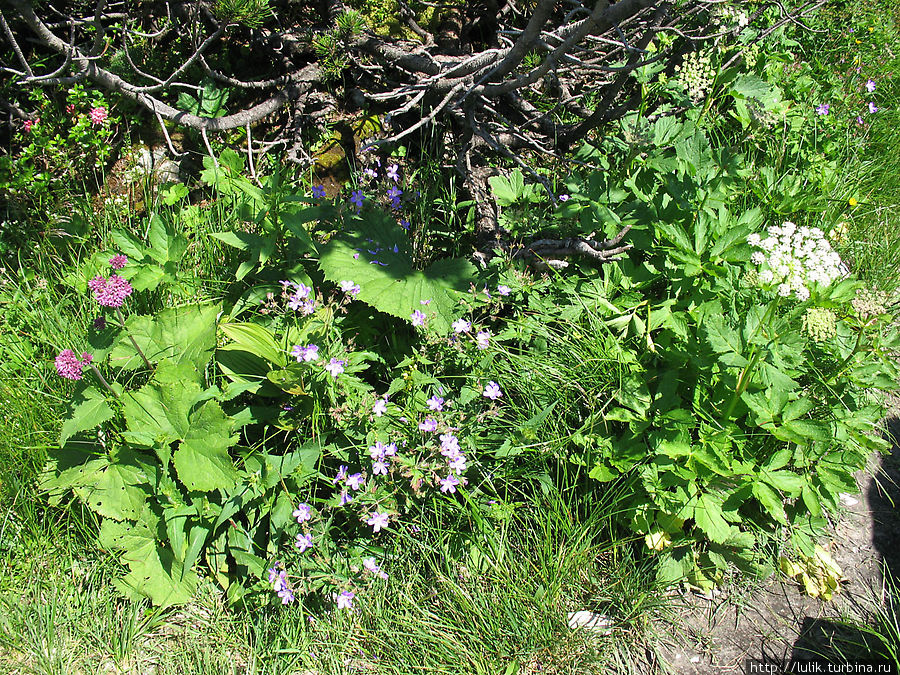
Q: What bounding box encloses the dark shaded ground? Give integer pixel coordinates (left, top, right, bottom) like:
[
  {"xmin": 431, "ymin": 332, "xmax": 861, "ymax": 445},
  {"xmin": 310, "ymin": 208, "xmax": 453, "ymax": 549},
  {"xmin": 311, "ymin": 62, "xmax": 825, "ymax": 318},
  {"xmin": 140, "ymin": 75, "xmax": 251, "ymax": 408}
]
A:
[{"xmin": 660, "ymin": 403, "xmax": 900, "ymax": 674}]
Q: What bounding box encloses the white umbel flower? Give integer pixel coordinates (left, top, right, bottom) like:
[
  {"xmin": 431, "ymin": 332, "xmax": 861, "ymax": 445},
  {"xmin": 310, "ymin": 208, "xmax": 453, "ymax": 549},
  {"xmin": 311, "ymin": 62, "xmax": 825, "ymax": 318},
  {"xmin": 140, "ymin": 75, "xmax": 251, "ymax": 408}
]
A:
[{"xmin": 748, "ymin": 221, "xmax": 845, "ymax": 301}]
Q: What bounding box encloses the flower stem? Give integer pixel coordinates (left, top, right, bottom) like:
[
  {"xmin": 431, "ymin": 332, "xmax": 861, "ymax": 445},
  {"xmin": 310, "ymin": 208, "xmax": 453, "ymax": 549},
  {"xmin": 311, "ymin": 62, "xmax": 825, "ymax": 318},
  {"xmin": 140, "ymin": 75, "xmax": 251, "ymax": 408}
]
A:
[
  {"xmin": 115, "ymin": 307, "xmax": 152, "ymax": 371},
  {"xmin": 88, "ymin": 363, "xmax": 117, "ymax": 398}
]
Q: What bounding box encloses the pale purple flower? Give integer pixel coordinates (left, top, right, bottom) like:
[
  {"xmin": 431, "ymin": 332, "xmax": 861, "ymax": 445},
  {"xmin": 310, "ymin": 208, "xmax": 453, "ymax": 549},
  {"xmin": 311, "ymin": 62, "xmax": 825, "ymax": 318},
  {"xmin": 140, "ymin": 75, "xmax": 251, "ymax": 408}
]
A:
[
  {"xmin": 451, "ymin": 318, "xmax": 471, "ymax": 334},
  {"xmin": 312, "ymin": 185, "xmax": 326, "ymax": 198},
  {"xmin": 339, "ymin": 490, "xmax": 353, "ymax": 505},
  {"xmin": 419, "ymin": 417, "xmax": 438, "ymax": 432},
  {"xmin": 88, "ymin": 274, "xmax": 133, "ymax": 308},
  {"xmin": 440, "ymin": 474, "xmax": 461, "ymax": 494},
  {"xmin": 268, "ymin": 567, "xmax": 286, "ymax": 591},
  {"xmin": 483, "ymin": 381, "xmax": 503, "ymax": 400},
  {"xmin": 399, "ymin": 219, "xmax": 410, "ymax": 230},
  {"xmin": 386, "ymin": 186, "xmax": 402, "ymax": 200},
  {"xmin": 367, "ymin": 511, "xmax": 390, "ymax": 532},
  {"xmin": 300, "ymin": 299, "xmax": 316, "ymax": 315},
  {"xmin": 427, "ymin": 395, "xmax": 444, "ymax": 411},
  {"xmin": 411, "ymin": 310, "xmax": 426, "ymax": 327},
  {"xmin": 387, "ymin": 164, "xmax": 399, "ymax": 182},
  {"xmin": 293, "ymin": 503, "xmax": 312, "ymax": 523},
  {"xmin": 372, "ymin": 460, "xmax": 388, "ymax": 476},
  {"xmin": 857, "ymin": 115, "xmax": 865, "ymax": 125},
  {"xmin": 558, "ymin": 194, "xmax": 570, "ymax": 202},
  {"xmin": 866, "ymin": 79, "xmax": 876, "ymax": 93},
  {"xmin": 363, "ymin": 557, "xmax": 387, "ymax": 579},
  {"xmin": 346, "ymin": 473, "xmax": 365, "ymax": 490},
  {"xmin": 383, "ymin": 442, "xmax": 397, "ymax": 457},
  {"xmin": 291, "ymin": 282, "xmax": 312, "ymax": 299},
  {"xmin": 497, "ymin": 285, "xmax": 511, "ymax": 296},
  {"xmin": 439, "ymin": 433, "xmax": 460, "ymax": 455},
  {"xmin": 816, "ymin": 103, "xmax": 830, "ymax": 116},
  {"xmin": 364, "ymin": 167, "xmax": 378, "ymax": 180},
  {"xmin": 109, "ymin": 254, "xmax": 127, "ymax": 270},
  {"xmin": 55, "ymin": 349, "xmax": 89, "ymax": 380},
  {"xmin": 291, "ymin": 343, "xmax": 319, "ymax": 363},
  {"xmin": 337, "ymin": 591, "xmax": 355, "ymax": 610},
  {"xmin": 372, "ymin": 399, "xmax": 387, "ymax": 417},
  {"xmin": 350, "ymin": 190, "xmax": 365, "ymax": 209},
  {"xmin": 869, "ymin": 102, "xmax": 878, "ymax": 114},
  {"xmin": 476, "ymin": 330, "xmax": 490, "ymax": 349},
  {"xmin": 295, "ymin": 533, "xmax": 314, "ymax": 553},
  {"xmin": 339, "ymin": 280, "xmax": 361, "ymax": 296},
  {"xmin": 448, "ymin": 455, "xmax": 468, "ymax": 474},
  {"xmin": 333, "ymin": 465, "xmax": 348, "ymax": 483},
  {"xmin": 369, "ymin": 441, "xmax": 387, "ymax": 460},
  {"xmin": 278, "ymin": 587, "xmax": 295, "ymax": 604},
  {"xmin": 325, "ymin": 358, "xmax": 346, "ymax": 378}
]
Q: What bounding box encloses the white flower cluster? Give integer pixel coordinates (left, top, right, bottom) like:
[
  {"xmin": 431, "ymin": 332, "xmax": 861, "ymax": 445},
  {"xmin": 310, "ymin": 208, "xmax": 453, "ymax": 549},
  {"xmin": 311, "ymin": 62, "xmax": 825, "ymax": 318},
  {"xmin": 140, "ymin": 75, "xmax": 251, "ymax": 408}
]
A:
[
  {"xmin": 713, "ymin": 5, "xmax": 750, "ymax": 30},
  {"xmin": 675, "ymin": 52, "xmax": 716, "ymax": 102},
  {"xmin": 747, "ymin": 222, "xmax": 845, "ymax": 301}
]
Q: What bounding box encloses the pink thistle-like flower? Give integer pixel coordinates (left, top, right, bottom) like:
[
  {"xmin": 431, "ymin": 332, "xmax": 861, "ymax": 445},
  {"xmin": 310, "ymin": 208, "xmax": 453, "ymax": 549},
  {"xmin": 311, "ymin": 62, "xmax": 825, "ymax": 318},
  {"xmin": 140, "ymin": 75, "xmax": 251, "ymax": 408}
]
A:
[
  {"xmin": 109, "ymin": 254, "xmax": 128, "ymax": 270},
  {"xmin": 89, "ymin": 274, "xmax": 133, "ymax": 308},
  {"xmin": 55, "ymin": 349, "xmax": 89, "ymax": 380},
  {"xmin": 89, "ymin": 107, "xmax": 108, "ymax": 126}
]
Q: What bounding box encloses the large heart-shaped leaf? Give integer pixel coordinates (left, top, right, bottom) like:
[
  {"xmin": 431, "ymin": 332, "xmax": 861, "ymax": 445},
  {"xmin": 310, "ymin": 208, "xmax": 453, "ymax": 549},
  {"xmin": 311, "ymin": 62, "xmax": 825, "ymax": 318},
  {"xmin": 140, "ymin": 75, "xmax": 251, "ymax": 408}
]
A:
[{"xmin": 318, "ymin": 211, "xmax": 475, "ymax": 333}]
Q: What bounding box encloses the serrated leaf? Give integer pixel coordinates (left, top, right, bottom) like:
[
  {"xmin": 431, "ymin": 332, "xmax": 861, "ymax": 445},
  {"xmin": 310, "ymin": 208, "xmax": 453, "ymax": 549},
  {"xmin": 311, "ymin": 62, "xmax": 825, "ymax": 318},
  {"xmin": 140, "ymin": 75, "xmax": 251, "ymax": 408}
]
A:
[
  {"xmin": 318, "ymin": 211, "xmax": 475, "ymax": 333},
  {"xmin": 60, "ymin": 385, "xmax": 114, "ymax": 446},
  {"xmin": 173, "ymin": 401, "xmax": 238, "ymax": 492},
  {"xmin": 76, "ymin": 459, "xmax": 147, "ymax": 521},
  {"xmin": 752, "ymin": 481, "xmax": 787, "ymax": 524},
  {"xmin": 693, "ymin": 493, "xmax": 732, "ymax": 544}
]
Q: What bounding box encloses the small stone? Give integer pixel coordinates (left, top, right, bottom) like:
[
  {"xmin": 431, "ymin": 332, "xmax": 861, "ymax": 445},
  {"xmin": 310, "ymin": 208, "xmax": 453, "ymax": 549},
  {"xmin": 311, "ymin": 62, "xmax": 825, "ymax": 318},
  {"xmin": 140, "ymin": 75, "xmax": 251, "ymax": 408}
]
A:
[
  {"xmin": 839, "ymin": 492, "xmax": 859, "ymax": 507},
  {"xmin": 567, "ymin": 611, "xmax": 612, "ymax": 632}
]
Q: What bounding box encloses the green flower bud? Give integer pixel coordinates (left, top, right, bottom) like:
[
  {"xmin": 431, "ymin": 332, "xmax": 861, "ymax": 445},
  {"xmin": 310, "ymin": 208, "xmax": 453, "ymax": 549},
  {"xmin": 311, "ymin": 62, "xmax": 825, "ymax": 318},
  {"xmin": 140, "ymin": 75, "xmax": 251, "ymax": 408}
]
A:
[{"xmin": 802, "ymin": 307, "xmax": 837, "ymax": 343}]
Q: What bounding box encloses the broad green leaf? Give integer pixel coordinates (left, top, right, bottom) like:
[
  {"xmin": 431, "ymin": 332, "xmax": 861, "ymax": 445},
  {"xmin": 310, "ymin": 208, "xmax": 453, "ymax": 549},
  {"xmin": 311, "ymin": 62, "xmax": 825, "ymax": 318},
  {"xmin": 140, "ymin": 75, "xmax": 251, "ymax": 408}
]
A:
[
  {"xmin": 147, "ymin": 215, "xmax": 188, "ymax": 264},
  {"xmin": 60, "ymin": 385, "xmax": 114, "ymax": 446},
  {"xmin": 693, "ymin": 493, "xmax": 732, "ymax": 544},
  {"xmin": 111, "ymin": 304, "xmax": 220, "ymax": 371},
  {"xmin": 752, "ymin": 481, "xmax": 787, "ymax": 524},
  {"xmin": 76, "ymin": 459, "xmax": 147, "ymax": 521},
  {"xmin": 220, "ymin": 322, "xmax": 285, "ymax": 366},
  {"xmin": 173, "ymin": 401, "xmax": 238, "ymax": 492},
  {"xmin": 318, "ymin": 211, "xmax": 475, "ymax": 333},
  {"xmin": 101, "ymin": 519, "xmax": 198, "ymax": 607}
]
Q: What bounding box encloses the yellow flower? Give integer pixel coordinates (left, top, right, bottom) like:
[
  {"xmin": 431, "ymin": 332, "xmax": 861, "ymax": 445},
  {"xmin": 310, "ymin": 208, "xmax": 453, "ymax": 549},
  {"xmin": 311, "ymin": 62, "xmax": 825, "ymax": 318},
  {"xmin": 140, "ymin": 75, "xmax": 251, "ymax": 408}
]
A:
[{"xmin": 848, "ymin": 197, "xmax": 858, "ymax": 207}]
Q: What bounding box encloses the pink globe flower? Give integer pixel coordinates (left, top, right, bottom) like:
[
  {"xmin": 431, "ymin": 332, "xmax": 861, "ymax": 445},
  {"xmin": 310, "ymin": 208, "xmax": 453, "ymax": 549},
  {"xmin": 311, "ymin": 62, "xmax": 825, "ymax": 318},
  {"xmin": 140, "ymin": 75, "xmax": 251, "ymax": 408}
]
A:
[
  {"xmin": 55, "ymin": 349, "xmax": 90, "ymax": 380},
  {"xmin": 109, "ymin": 254, "xmax": 128, "ymax": 270},
  {"xmin": 89, "ymin": 107, "xmax": 108, "ymax": 126},
  {"xmin": 89, "ymin": 274, "xmax": 133, "ymax": 308}
]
